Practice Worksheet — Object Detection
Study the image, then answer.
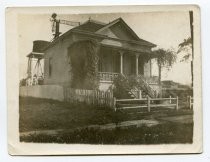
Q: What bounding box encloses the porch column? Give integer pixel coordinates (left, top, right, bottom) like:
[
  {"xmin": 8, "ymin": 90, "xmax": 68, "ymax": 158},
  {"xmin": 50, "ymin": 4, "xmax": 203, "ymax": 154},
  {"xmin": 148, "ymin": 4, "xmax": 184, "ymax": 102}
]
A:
[
  {"xmin": 135, "ymin": 54, "xmax": 139, "ymax": 76},
  {"xmin": 120, "ymin": 51, "xmax": 124, "ymax": 74}
]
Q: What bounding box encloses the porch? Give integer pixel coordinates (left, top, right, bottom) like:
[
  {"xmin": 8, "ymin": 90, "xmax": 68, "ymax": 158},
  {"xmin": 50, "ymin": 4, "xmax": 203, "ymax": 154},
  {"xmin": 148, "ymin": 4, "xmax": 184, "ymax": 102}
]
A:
[{"xmin": 98, "ymin": 46, "xmax": 159, "ymax": 85}]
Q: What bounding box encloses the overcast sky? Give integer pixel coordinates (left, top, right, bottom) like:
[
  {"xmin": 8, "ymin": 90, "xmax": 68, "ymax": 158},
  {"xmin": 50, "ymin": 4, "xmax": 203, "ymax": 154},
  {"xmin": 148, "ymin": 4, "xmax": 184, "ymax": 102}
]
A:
[{"xmin": 18, "ymin": 11, "xmax": 191, "ymax": 85}]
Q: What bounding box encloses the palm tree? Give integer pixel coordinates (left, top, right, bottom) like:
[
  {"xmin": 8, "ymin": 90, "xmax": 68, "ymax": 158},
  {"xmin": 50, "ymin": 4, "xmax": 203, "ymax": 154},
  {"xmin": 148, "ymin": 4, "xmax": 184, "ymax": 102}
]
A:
[
  {"xmin": 178, "ymin": 37, "xmax": 192, "ymax": 62},
  {"xmin": 153, "ymin": 48, "xmax": 177, "ymax": 84}
]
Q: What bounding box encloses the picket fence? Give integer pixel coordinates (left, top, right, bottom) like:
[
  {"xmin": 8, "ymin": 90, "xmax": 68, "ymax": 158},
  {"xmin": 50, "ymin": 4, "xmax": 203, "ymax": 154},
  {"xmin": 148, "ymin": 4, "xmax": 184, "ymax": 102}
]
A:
[{"xmin": 64, "ymin": 88, "xmax": 114, "ymax": 107}]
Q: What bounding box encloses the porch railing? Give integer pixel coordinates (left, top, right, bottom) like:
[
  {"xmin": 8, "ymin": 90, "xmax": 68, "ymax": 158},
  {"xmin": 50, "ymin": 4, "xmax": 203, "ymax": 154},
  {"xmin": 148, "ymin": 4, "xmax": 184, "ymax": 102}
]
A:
[
  {"xmin": 136, "ymin": 75, "xmax": 158, "ymax": 98},
  {"xmin": 99, "ymin": 72, "xmax": 159, "ymax": 84},
  {"xmin": 99, "ymin": 72, "xmax": 119, "ymax": 81}
]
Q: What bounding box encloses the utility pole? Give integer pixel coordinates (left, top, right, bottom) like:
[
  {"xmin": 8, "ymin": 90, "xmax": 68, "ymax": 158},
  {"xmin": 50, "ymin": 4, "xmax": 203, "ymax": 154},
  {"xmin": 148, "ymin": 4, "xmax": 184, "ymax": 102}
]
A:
[{"xmin": 189, "ymin": 11, "xmax": 194, "ymax": 88}]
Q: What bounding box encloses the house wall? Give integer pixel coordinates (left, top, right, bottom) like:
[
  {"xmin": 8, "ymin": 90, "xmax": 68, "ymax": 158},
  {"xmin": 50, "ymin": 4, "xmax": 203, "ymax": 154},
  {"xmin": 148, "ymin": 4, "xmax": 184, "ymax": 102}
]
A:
[
  {"xmin": 44, "ymin": 37, "xmax": 73, "ymax": 86},
  {"xmin": 150, "ymin": 58, "xmax": 159, "ymax": 77},
  {"xmin": 20, "ymin": 85, "xmax": 64, "ymax": 101},
  {"xmin": 44, "ymin": 33, "xmax": 101, "ymax": 86},
  {"xmin": 144, "ymin": 60, "xmax": 151, "ymax": 77}
]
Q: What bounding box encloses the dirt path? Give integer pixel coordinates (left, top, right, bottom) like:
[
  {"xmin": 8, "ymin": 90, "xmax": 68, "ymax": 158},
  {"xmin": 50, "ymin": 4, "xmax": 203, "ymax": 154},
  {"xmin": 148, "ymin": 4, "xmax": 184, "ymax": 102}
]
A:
[
  {"xmin": 20, "ymin": 115, "xmax": 193, "ymax": 138},
  {"xmin": 158, "ymin": 115, "xmax": 193, "ymax": 124},
  {"xmin": 20, "ymin": 119, "xmax": 160, "ymax": 137}
]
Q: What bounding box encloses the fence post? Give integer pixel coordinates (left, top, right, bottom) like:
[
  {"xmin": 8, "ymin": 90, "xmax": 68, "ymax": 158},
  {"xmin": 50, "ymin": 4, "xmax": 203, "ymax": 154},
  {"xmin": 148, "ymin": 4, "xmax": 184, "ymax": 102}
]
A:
[
  {"xmin": 113, "ymin": 97, "xmax": 116, "ymax": 111},
  {"xmin": 108, "ymin": 92, "xmax": 111, "ymax": 107},
  {"xmin": 138, "ymin": 90, "xmax": 142, "ymax": 99},
  {"xmin": 176, "ymin": 96, "xmax": 179, "ymax": 110},
  {"xmin": 169, "ymin": 95, "xmax": 171, "ymax": 104},
  {"xmin": 189, "ymin": 96, "xmax": 192, "ymax": 109},
  {"xmin": 109, "ymin": 90, "xmax": 113, "ymax": 107},
  {"xmin": 147, "ymin": 95, "xmax": 150, "ymax": 112},
  {"xmin": 186, "ymin": 96, "xmax": 188, "ymax": 107}
]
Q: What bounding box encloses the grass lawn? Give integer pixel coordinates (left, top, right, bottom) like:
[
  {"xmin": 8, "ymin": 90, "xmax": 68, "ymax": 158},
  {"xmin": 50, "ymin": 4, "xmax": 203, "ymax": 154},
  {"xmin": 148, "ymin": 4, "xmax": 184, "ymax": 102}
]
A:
[
  {"xmin": 19, "ymin": 97, "xmax": 129, "ymax": 132},
  {"xmin": 19, "ymin": 97, "xmax": 193, "ymax": 144}
]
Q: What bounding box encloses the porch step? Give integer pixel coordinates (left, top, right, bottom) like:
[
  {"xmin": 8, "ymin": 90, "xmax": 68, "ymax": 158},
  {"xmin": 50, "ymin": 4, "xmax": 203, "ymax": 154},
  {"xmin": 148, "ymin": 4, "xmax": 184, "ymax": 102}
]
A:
[{"xmin": 113, "ymin": 74, "xmax": 158, "ymax": 99}]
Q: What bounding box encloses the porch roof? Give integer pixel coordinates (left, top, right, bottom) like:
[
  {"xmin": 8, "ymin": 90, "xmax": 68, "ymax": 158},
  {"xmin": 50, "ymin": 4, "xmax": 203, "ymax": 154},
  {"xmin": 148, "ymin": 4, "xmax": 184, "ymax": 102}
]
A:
[{"xmin": 100, "ymin": 43, "xmax": 158, "ymax": 58}]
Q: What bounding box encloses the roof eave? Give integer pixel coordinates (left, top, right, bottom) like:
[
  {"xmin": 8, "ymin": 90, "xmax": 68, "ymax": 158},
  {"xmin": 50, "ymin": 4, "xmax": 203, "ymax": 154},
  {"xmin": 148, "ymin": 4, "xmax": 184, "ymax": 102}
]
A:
[
  {"xmin": 72, "ymin": 29, "xmax": 156, "ymax": 47},
  {"xmin": 43, "ymin": 28, "xmax": 156, "ymax": 52}
]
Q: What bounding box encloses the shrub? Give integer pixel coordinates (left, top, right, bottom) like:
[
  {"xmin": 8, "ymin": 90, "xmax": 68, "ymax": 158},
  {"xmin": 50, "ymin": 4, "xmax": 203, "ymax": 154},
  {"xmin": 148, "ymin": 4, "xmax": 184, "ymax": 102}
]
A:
[
  {"xmin": 68, "ymin": 40, "xmax": 100, "ymax": 90},
  {"xmin": 113, "ymin": 74, "xmax": 142, "ymax": 99},
  {"xmin": 113, "ymin": 74, "xmax": 133, "ymax": 99},
  {"xmin": 19, "ymin": 78, "xmax": 27, "ymax": 87}
]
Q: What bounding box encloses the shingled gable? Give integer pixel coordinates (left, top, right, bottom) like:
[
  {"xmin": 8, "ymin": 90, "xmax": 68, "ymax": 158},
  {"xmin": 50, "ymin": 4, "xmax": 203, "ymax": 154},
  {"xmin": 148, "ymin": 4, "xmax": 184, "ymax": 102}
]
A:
[{"xmin": 95, "ymin": 18, "xmax": 140, "ymax": 40}]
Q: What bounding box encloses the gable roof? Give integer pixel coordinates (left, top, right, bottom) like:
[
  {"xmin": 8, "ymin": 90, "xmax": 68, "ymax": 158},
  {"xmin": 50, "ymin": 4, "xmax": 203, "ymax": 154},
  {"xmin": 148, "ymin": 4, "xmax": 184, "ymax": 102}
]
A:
[
  {"xmin": 43, "ymin": 17, "xmax": 156, "ymax": 51},
  {"xmin": 95, "ymin": 18, "xmax": 140, "ymax": 41},
  {"xmin": 73, "ymin": 19, "xmax": 106, "ymax": 32}
]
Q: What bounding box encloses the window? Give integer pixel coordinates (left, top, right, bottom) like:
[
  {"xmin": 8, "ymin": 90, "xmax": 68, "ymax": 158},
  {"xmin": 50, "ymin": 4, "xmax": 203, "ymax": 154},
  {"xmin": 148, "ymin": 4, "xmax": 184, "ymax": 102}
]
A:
[{"xmin": 49, "ymin": 57, "xmax": 52, "ymax": 77}]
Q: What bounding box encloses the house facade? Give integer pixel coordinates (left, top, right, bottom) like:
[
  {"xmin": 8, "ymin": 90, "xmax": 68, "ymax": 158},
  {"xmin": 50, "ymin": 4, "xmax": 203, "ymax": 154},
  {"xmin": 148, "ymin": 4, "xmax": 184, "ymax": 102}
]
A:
[{"xmin": 42, "ymin": 18, "xmax": 161, "ymax": 97}]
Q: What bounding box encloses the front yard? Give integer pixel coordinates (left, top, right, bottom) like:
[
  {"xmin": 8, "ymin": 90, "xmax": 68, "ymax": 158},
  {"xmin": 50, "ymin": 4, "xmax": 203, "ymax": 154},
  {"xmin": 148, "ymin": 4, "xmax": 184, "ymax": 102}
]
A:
[
  {"xmin": 19, "ymin": 97, "xmax": 193, "ymax": 144},
  {"xmin": 19, "ymin": 97, "xmax": 124, "ymax": 132}
]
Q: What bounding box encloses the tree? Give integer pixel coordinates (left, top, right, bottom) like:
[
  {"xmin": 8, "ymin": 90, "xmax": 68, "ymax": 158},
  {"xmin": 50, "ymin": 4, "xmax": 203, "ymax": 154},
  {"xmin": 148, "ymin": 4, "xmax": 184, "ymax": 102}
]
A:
[
  {"xmin": 177, "ymin": 11, "xmax": 193, "ymax": 87},
  {"xmin": 153, "ymin": 48, "xmax": 177, "ymax": 84},
  {"xmin": 177, "ymin": 37, "xmax": 193, "ymax": 87},
  {"xmin": 177, "ymin": 37, "xmax": 192, "ymax": 62}
]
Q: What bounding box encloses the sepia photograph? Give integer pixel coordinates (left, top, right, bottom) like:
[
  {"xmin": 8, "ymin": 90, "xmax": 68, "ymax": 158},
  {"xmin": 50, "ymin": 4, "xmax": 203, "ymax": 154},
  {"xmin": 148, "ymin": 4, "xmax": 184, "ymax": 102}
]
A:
[{"xmin": 6, "ymin": 5, "xmax": 202, "ymax": 155}]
